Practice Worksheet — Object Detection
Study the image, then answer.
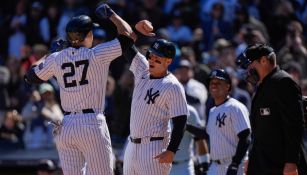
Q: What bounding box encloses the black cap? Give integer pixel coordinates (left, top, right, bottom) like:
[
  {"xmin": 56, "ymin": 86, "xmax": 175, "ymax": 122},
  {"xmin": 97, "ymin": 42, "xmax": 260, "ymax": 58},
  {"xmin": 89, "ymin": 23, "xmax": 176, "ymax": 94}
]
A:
[
  {"xmin": 148, "ymin": 39, "xmax": 176, "ymax": 59},
  {"xmin": 37, "ymin": 159, "xmax": 56, "ymax": 172},
  {"xmin": 207, "ymin": 69, "xmax": 231, "ymax": 84},
  {"xmin": 236, "ymin": 43, "xmax": 274, "ymax": 69}
]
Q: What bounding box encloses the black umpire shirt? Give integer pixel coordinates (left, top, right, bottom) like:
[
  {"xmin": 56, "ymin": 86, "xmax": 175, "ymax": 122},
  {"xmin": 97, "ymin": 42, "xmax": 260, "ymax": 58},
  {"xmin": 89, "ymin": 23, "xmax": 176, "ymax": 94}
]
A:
[{"xmin": 247, "ymin": 67, "xmax": 307, "ymax": 175}]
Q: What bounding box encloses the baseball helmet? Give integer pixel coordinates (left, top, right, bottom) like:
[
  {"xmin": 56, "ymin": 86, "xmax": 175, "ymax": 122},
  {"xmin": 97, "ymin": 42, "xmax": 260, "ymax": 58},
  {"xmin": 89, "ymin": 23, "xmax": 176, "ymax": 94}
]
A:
[
  {"xmin": 66, "ymin": 15, "xmax": 94, "ymax": 44},
  {"xmin": 236, "ymin": 43, "xmax": 274, "ymax": 69},
  {"xmin": 207, "ymin": 69, "xmax": 231, "ymax": 84},
  {"xmin": 146, "ymin": 39, "xmax": 176, "ymax": 59}
]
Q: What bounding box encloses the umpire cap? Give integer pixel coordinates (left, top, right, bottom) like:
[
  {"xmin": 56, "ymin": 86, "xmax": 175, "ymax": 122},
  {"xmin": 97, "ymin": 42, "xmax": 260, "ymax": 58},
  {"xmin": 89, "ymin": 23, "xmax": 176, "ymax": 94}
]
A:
[
  {"xmin": 66, "ymin": 15, "xmax": 94, "ymax": 44},
  {"xmin": 236, "ymin": 43, "xmax": 274, "ymax": 69},
  {"xmin": 147, "ymin": 39, "xmax": 176, "ymax": 59},
  {"xmin": 207, "ymin": 69, "xmax": 231, "ymax": 85}
]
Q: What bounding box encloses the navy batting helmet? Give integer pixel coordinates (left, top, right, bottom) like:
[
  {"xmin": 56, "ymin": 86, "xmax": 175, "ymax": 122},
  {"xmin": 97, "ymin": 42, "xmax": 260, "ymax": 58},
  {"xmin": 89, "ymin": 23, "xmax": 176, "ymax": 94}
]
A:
[
  {"xmin": 207, "ymin": 69, "xmax": 231, "ymax": 84},
  {"xmin": 146, "ymin": 39, "xmax": 176, "ymax": 59},
  {"xmin": 66, "ymin": 15, "xmax": 94, "ymax": 44}
]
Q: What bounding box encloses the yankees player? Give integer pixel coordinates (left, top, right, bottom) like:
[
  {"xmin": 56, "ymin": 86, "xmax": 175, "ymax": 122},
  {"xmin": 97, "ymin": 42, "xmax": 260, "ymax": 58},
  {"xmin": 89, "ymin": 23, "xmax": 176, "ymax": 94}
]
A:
[
  {"xmin": 187, "ymin": 69, "xmax": 251, "ymax": 175},
  {"xmin": 170, "ymin": 104, "xmax": 209, "ymax": 175},
  {"xmin": 24, "ymin": 4, "xmax": 137, "ymax": 175},
  {"xmin": 123, "ymin": 39, "xmax": 189, "ymax": 175}
]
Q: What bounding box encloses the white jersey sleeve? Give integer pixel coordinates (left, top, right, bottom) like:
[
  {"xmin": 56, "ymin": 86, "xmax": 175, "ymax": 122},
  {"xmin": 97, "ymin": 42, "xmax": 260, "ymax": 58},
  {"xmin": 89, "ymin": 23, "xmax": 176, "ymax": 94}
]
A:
[
  {"xmin": 34, "ymin": 53, "xmax": 56, "ymax": 81},
  {"xmin": 187, "ymin": 105, "xmax": 203, "ymax": 127},
  {"xmin": 129, "ymin": 51, "xmax": 148, "ymax": 79},
  {"xmin": 167, "ymin": 83, "xmax": 189, "ymax": 118},
  {"xmin": 92, "ymin": 38, "xmax": 122, "ymax": 63},
  {"xmin": 230, "ymin": 103, "xmax": 251, "ymax": 134}
]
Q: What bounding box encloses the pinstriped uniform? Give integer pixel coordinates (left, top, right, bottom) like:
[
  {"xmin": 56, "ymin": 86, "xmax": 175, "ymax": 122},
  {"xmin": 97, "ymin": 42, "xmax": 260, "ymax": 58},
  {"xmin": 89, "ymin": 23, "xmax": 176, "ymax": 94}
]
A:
[
  {"xmin": 34, "ymin": 38, "xmax": 122, "ymax": 175},
  {"xmin": 123, "ymin": 52, "xmax": 189, "ymax": 175},
  {"xmin": 206, "ymin": 98, "xmax": 250, "ymax": 175},
  {"xmin": 170, "ymin": 105, "xmax": 203, "ymax": 175}
]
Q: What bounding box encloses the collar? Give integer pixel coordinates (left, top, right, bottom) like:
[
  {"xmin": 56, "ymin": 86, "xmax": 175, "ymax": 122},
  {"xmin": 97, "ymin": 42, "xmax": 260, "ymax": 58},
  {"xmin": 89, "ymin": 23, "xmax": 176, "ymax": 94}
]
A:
[
  {"xmin": 215, "ymin": 96, "xmax": 230, "ymax": 107},
  {"xmin": 260, "ymin": 66, "xmax": 279, "ymax": 85}
]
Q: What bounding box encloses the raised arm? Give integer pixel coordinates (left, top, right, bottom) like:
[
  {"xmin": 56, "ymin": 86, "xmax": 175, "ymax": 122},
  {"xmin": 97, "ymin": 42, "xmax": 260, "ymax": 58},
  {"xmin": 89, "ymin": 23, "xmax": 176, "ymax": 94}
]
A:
[{"xmin": 95, "ymin": 4, "xmax": 135, "ymax": 41}]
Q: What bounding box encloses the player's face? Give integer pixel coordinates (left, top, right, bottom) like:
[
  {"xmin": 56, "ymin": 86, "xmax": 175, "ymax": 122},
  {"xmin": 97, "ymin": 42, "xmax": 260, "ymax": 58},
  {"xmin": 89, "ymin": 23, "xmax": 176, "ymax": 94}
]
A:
[
  {"xmin": 209, "ymin": 78, "xmax": 230, "ymax": 99},
  {"xmin": 148, "ymin": 53, "xmax": 172, "ymax": 77}
]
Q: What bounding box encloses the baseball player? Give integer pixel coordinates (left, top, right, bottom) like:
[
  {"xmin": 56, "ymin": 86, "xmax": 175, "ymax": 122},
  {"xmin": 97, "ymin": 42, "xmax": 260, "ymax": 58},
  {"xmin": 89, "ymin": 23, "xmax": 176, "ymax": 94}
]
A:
[
  {"xmin": 187, "ymin": 69, "xmax": 251, "ymax": 175},
  {"xmin": 170, "ymin": 104, "xmax": 209, "ymax": 175},
  {"xmin": 24, "ymin": 4, "xmax": 137, "ymax": 175},
  {"xmin": 122, "ymin": 38, "xmax": 189, "ymax": 175}
]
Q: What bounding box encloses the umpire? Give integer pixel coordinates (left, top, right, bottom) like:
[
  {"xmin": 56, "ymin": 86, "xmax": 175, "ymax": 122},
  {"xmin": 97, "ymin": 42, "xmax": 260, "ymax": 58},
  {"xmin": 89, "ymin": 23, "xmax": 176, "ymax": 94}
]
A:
[{"xmin": 236, "ymin": 43, "xmax": 307, "ymax": 175}]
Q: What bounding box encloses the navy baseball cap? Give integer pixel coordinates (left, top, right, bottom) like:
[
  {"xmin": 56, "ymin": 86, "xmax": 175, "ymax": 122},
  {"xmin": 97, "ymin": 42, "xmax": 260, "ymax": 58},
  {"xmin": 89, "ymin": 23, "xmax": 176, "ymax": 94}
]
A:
[
  {"xmin": 148, "ymin": 39, "xmax": 176, "ymax": 59},
  {"xmin": 236, "ymin": 43, "xmax": 274, "ymax": 69}
]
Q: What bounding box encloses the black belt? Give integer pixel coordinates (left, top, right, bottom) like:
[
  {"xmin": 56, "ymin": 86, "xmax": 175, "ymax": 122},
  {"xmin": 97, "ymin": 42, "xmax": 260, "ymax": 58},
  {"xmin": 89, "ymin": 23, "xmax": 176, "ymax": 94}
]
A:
[
  {"xmin": 212, "ymin": 159, "xmax": 224, "ymax": 164},
  {"xmin": 130, "ymin": 137, "xmax": 164, "ymax": 144},
  {"xmin": 64, "ymin": 108, "xmax": 95, "ymax": 115}
]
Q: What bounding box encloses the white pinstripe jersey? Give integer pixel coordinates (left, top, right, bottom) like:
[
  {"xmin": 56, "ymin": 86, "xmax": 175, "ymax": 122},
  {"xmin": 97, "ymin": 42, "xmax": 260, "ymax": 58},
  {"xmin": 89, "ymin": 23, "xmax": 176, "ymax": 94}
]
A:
[
  {"xmin": 173, "ymin": 104, "xmax": 203, "ymax": 161},
  {"xmin": 206, "ymin": 98, "xmax": 250, "ymax": 160},
  {"xmin": 129, "ymin": 52, "xmax": 189, "ymax": 138},
  {"xmin": 34, "ymin": 39, "xmax": 122, "ymax": 112}
]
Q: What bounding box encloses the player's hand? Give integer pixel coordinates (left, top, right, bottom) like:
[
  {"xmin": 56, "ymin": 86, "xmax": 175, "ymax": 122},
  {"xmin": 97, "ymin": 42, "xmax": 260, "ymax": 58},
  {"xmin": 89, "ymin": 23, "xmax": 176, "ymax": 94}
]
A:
[
  {"xmin": 244, "ymin": 160, "xmax": 248, "ymax": 174},
  {"xmin": 226, "ymin": 163, "xmax": 239, "ymax": 175},
  {"xmin": 95, "ymin": 4, "xmax": 115, "ymax": 19},
  {"xmin": 283, "ymin": 163, "xmax": 298, "ymax": 175},
  {"xmin": 197, "ymin": 162, "xmax": 209, "ymax": 174},
  {"xmin": 154, "ymin": 150, "xmax": 174, "ymax": 163},
  {"xmin": 135, "ymin": 20, "xmax": 155, "ymax": 37},
  {"xmin": 50, "ymin": 38, "xmax": 68, "ymax": 53}
]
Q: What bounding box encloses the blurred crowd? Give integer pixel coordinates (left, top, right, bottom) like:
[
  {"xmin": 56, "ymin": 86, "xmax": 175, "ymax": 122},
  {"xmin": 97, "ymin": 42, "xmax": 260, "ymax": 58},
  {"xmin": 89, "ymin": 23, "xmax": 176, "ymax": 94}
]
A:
[{"xmin": 0, "ymin": 0, "xmax": 307, "ymax": 174}]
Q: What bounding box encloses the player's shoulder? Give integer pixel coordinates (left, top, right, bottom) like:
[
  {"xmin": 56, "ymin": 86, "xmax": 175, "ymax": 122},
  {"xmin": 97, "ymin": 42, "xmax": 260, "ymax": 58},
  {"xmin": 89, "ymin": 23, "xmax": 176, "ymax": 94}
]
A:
[
  {"xmin": 226, "ymin": 98, "xmax": 248, "ymax": 111},
  {"xmin": 165, "ymin": 73, "xmax": 184, "ymax": 88}
]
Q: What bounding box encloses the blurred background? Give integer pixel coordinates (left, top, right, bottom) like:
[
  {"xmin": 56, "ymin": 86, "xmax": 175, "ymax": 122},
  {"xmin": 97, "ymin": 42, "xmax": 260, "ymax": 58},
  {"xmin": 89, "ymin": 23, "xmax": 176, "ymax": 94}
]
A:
[{"xmin": 0, "ymin": 0, "xmax": 307, "ymax": 174}]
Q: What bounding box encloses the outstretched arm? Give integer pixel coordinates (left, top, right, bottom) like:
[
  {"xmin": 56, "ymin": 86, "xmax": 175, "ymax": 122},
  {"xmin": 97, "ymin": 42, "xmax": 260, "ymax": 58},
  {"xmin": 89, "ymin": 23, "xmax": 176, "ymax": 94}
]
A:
[{"xmin": 96, "ymin": 4, "xmax": 135, "ymax": 41}]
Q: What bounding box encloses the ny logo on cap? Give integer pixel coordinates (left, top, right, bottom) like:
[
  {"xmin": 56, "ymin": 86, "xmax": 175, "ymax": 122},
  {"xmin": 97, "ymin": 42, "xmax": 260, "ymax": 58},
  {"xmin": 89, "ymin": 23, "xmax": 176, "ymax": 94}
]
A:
[
  {"xmin": 212, "ymin": 71, "xmax": 217, "ymax": 76},
  {"xmin": 153, "ymin": 43, "xmax": 160, "ymax": 49}
]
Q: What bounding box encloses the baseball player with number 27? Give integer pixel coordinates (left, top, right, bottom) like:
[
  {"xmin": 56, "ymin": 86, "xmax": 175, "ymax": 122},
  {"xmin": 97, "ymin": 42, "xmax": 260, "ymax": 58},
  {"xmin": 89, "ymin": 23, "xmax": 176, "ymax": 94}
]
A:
[{"xmin": 24, "ymin": 4, "xmax": 153, "ymax": 175}]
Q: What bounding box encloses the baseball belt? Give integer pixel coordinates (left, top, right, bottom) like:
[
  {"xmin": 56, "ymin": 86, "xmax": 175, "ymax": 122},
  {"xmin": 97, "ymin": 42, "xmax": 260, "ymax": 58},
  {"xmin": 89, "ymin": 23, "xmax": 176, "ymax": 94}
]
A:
[
  {"xmin": 64, "ymin": 108, "xmax": 95, "ymax": 115},
  {"xmin": 130, "ymin": 137, "xmax": 164, "ymax": 144}
]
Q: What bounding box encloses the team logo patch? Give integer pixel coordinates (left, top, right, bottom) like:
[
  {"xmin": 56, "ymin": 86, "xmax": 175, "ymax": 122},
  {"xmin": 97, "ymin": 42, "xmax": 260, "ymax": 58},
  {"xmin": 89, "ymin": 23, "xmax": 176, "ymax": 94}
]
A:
[
  {"xmin": 38, "ymin": 62, "xmax": 44, "ymax": 70},
  {"xmin": 144, "ymin": 88, "xmax": 160, "ymax": 104},
  {"xmin": 216, "ymin": 113, "xmax": 227, "ymax": 127},
  {"xmin": 260, "ymin": 108, "xmax": 270, "ymax": 116}
]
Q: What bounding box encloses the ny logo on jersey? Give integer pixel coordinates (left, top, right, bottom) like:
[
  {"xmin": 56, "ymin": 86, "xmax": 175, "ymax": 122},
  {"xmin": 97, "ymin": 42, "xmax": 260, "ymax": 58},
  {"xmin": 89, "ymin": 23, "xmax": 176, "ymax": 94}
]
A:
[
  {"xmin": 216, "ymin": 113, "xmax": 227, "ymax": 127},
  {"xmin": 144, "ymin": 88, "xmax": 160, "ymax": 104}
]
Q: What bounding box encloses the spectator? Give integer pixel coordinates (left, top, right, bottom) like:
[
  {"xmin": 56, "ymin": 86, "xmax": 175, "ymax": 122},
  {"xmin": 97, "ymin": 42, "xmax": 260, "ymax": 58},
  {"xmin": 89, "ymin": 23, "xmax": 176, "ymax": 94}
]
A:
[
  {"xmin": 166, "ymin": 11, "xmax": 193, "ymax": 45},
  {"xmin": 277, "ymin": 20, "xmax": 307, "ymax": 78},
  {"xmin": 0, "ymin": 110, "xmax": 25, "ymax": 151},
  {"xmin": 0, "ymin": 66, "xmax": 10, "ymax": 122},
  {"xmin": 174, "ymin": 59, "xmax": 208, "ymax": 122},
  {"xmin": 201, "ymin": 2, "xmax": 233, "ymax": 51}
]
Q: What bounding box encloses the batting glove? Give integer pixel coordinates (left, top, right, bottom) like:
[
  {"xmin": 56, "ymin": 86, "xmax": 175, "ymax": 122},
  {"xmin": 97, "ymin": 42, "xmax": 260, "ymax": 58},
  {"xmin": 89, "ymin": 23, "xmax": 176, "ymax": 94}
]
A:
[
  {"xmin": 50, "ymin": 38, "xmax": 68, "ymax": 53},
  {"xmin": 226, "ymin": 162, "xmax": 239, "ymax": 175},
  {"xmin": 95, "ymin": 4, "xmax": 115, "ymax": 19}
]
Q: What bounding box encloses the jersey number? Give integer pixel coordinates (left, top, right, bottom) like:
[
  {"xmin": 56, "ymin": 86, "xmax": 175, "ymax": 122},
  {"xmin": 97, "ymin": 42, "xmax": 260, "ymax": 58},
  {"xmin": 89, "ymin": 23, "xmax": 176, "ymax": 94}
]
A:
[{"xmin": 61, "ymin": 60, "xmax": 89, "ymax": 88}]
